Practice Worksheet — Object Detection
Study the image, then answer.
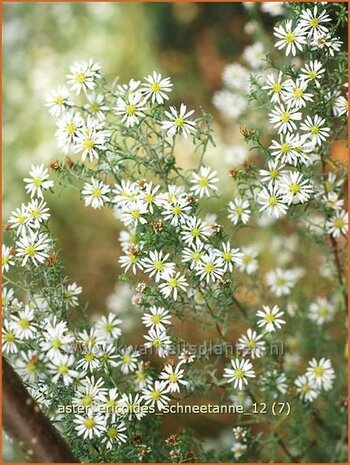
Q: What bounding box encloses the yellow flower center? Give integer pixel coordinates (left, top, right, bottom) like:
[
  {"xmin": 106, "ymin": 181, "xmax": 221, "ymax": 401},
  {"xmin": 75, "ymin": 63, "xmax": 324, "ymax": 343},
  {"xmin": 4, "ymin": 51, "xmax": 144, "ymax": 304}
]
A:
[
  {"xmin": 334, "ymin": 218, "xmax": 345, "ymax": 229},
  {"xmin": 280, "ymin": 112, "xmax": 290, "ymax": 123},
  {"xmin": 107, "ymin": 427, "xmax": 117, "ymax": 439},
  {"xmin": 84, "ymin": 418, "xmax": 96, "ymax": 429},
  {"xmin": 82, "ymin": 395, "xmax": 93, "ymax": 406},
  {"xmin": 33, "ymin": 178, "xmax": 42, "ymax": 188},
  {"xmin": 308, "ymin": 71, "xmax": 317, "ymax": 80},
  {"xmin": 289, "ymin": 183, "xmax": 300, "ymax": 195},
  {"xmin": 150, "ymin": 390, "xmax": 161, "ymax": 401},
  {"xmin": 235, "ymin": 369, "xmax": 244, "ymax": 379},
  {"xmin": 192, "ymin": 252, "xmax": 202, "ymax": 261},
  {"xmin": 264, "ymin": 313, "xmax": 275, "ymax": 323},
  {"xmin": 5, "ymin": 331, "xmax": 15, "ymax": 342},
  {"xmin": 270, "ymin": 169, "xmax": 279, "ymax": 179},
  {"xmin": 26, "ymin": 361, "xmax": 37, "ymax": 373},
  {"xmin": 168, "ymin": 278, "xmax": 178, "ymax": 288},
  {"xmin": 51, "ymin": 338, "xmax": 62, "ymax": 349},
  {"xmin": 204, "ymin": 263, "xmax": 214, "ymax": 273},
  {"xmin": 145, "ymin": 193, "xmax": 154, "ymax": 203},
  {"xmin": 84, "ymin": 352, "xmax": 95, "ymax": 362},
  {"xmin": 122, "ymin": 354, "xmax": 132, "ymax": 364},
  {"xmin": 191, "ymin": 228, "xmax": 201, "ymax": 237},
  {"xmin": 126, "ymin": 104, "xmax": 136, "ymax": 116},
  {"xmin": 175, "ymin": 117, "xmax": 184, "ymax": 127},
  {"xmin": 90, "ymin": 103, "xmax": 100, "ymax": 113},
  {"xmin": 131, "ymin": 209, "xmax": 141, "ymax": 219},
  {"xmin": 151, "ymin": 314, "xmax": 161, "ymax": 324},
  {"xmin": 223, "ymin": 252, "xmax": 232, "ymax": 262},
  {"xmin": 272, "ymin": 83, "xmax": 282, "ymax": 93},
  {"xmin": 154, "ymin": 260, "xmax": 164, "ymax": 271},
  {"xmin": 84, "ymin": 139, "xmax": 95, "ymax": 150},
  {"xmin": 19, "ymin": 319, "xmax": 30, "ymax": 329},
  {"xmin": 285, "ymin": 32, "xmax": 296, "ymax": 43},
  {"xmin": 318, "ymin": 306, "xmax": 329, "ymax": 317},
  {"xmin": 268, "ymin": 196, "xmax": 278, "ymax": 207},
  {"xmin": 280, "ymin": 143, "xmax": 290, "ymax": 153},
  {"xmin": 314, "ymin": 366, "xmax": 324, "ymax": 377},
  {"xmin": 169, "ymin": 373, "xmax": 178, "ymax": 383},
  {"xmin": 91, "ymin": 187, "xmax": 101, "ymax": 198},
  {"xmin": 104, "ymin": 322, "xmax": 114, "ymax": 333},
  {"xmin": 310, "ymin": 18, "xmax": 319, "ymax": 28},
  {"xmin": 235, "ymin": 207, "xmax": 243, "ymax": 215},
  {"xmin": 198, "ymin": 178, "xmax": 209, "ymax": 187},
  {"xmin": 58, "ymin": 365, "xmax": 69, "ymax": 375},
  {"xmin": 247, "ymin": 340, "xmax": 256, "ymax": 349},
  {"xmin": 75, "ymin": 73, "xmax": 86, "ymax": 84},
  {"xmin": 66, "ymin": 123, "xmax": 76, "ymax": 135},
  {"xmin": 293, "ymin": 88, "xmax": 303, "ymax": 99},
  {"xmin": 54, "ymin": 96, "xmax": 64, "ymax": 105},
  {"xmin": 151, "ymin": 82, "xmax": 161, "ymax": 92},
  {"xmin": 310, "ymin": 126, "xmax": 319, "ymax": 135},
  {"xmin": 26, "ymin": 245, "xmax": 36, "ymax": 257}
]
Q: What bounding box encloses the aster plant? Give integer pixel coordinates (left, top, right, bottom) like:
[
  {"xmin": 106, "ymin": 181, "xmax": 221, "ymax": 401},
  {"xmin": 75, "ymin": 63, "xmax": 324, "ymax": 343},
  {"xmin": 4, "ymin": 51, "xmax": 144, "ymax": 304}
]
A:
[{"xmin": 2, "ymin": 2, "xmax": 348, "ymax": 463}]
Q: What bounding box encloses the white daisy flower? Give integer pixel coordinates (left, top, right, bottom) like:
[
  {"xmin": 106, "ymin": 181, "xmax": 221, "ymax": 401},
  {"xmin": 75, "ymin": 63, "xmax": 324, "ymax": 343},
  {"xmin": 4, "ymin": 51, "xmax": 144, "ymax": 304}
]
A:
[
  {"xmin": 15, "ymin": 350, "xmax": 41, "ymax": 383},
  {"xmin": 2, "ymin": 286, "xmax": 15, "ymax": 308},
  {"xmin": 196, "ymin": 253, "xmax": 225, "ymax": 283},
  {"xmin": 120, "ymin": 393, "xmax": 146, "ymax": 420},
  {"xmin": 113, "ymin": 180, "xmax": 140, "ymax": 208},
  {"xmin": 257, "ymin": 185, "xmax": 288, "ymax": 219},
  {"xmin": 2, "ymin": 319, "xmax": 18, "ymax": 354},
  {"xmin": 63, "ymin": 282, "xmax": 82, "ymax": 309},
  {"xmin": 73, "ymin": 376, "xmax": 107, "ymax": 409},
  {"xmin": 159, "ymin": 270, "xmax": 188, "ymax": 300},
  {"xmin": 99, "ymin": 387, "xmax": 122, "ymax": 419},
  {"xmin": 119, "ymin": 246, "xmax": 144, "ymax": 275},
  {"xmin": 269, "ymin": 134, "xmax": 314, "ymax": 166},
  {"xmin": 73, "ymin": 412, "xmax": 106, "ymax": 439},
  {"xmin": 94, "ymin": 313, "xmax": 122, "ymax": 341},
  {"xmin": 259, "ymin": 160, "xmax": 287, "ymax": 187},
  {"xmin": 115, "ymin": 91, "xmax": 146, "ymax": 127},
  {"xmin": 159, "ymin": 363, "xmax": 188, "ymax": 393},
  {"xmin": 282, "ymin": 78, "xmax": 314, "ymax": 109},
  {"xmin": 308, "ymin": 297, "xmax": 336, "ymax": 325},
  {"xmin": 262, "ymin": 71, "xmax": 287, "ymax": 103},
  {"xmin": 181, "ymin": 243, "xmax": 206, "ymax": 270},
  {"xmin": 16, "ymin": 232, "xmax": 51, "ymax": 266},
  {"xmin": 116, "ymin": 346, "xmax": 140, "ymax": 374},
  {"xmin": 325, "ymin": 210, "xmax": 348, "ymax": 238},
  {"xmin": 55, "ymin": 111, "xmax": 84, "ymax": 153},
  {"xmin": 322, "ymin": 192, "xmax": 344, "ymax": 211},
  {"xmin": 142, "ymin": 380, "xmax": 170, "ymax": 411},
  {"xmin": 141, "ymin": 250, "xmax": 175, "ymax": 282},
  {"xmin": 139, "ymin": 182, "xmax": 161, "ymax": 213},
  {"xmin": 237, "ymin": 245, "xmax": 259, "ymax": 275},
  {"xmin": 311, "ymin": 33, "xmax": 342, "ymax": 57},
  {"xmin": 81, "ymin": 177, "xmax": 111, "ymax": 210},
  {"xmin": 278, "ymin": 171, "xmax": 313, "ymax": 205},
  {"xmin": 273, "ymin": 19, "xmax": 307, "ymax": 56},
  {"xmin": 333, "ymin": 93, "xmax": 348, "ymax": 117},
  {"xmin": 26, "ymin": 199, "xmax": 50, "ymax": 229},
  {"xmin": 299, "ymin": 5, "xmax": 331, "ymax": 39},
  {"xmin": 102, "ymin": 422, "xmax": 127, "ymax": 449},
  {"xmin": 300, "ymin": 115, "xmax": 330, "ymax": 146},
  {"xmin": 265, "ymin": 268, "xmax": 296, "ymax": 296},
  {"xmin": 237, "ymin": 328, "xmax": 266, "ymax": 359},
  {"xmin": 180, "ymin": 216, "xmax": 211, "ymax": 247},
  {"xmin": 8, "ymin": 204, "xmax": 30, "ymax": 236},
  {"xmin": 256, "ymin": 305, "xmax": 286, "ymax": 332},
  {"xmin": 45, "ymin": 85, "xmax": 71, "ymax": 116},
  {"xmin": 75, "ymin": 117, "xmax": 108, "ymax": 162},
  {"xmin": 99, "ymin": 345, "xmax": 119, "ymax": 370},
  {"xmin": 76, "ymin": 344, "xmax": 101, "ymax": 372},
  {"xmin": 161, "ymin": 198, "xmax": 192, "ymax": 227},
  {"xmin": 227, "ymin": 198, "xmax": 251, "ymax": 225},
  {"xmin": 48, "ymin": 354, "xmax": 78, "ymax": 386},
  {"xmin": 84, "ymin": 92, "xmax": 109, "ymax": 121},
  {"xmin": 141, "ymin": 306, "xmax": 171, "ymax": 331},
  {"xmin": 306, "ymin": 358, "xmax": 335, "ymax": 391},
  {"xmin": 77, "ymin": 328, "xmax": 104, "ymax": 347},
  {"xmin": 2, "ymin": 244, "xmax": 15, "ymax": 273},
  {"xmin": 23, "ymin": 164, "xmax": 54, "ymax": 199},
  {"xmin": 120, "ymin": 200, "xmax": 148, "ymax": 227},
  {"xmin": 66, "ymin": 59, "xmax": 101, "ymax": 95},
  {"xmin": 295, "ymin": 374, "xmax": 320, "ymax": 402},
  {"xmin": 268, "ymin": 104, "xmax": 302, "ymax": 134},
  {"xmin": 161, "ymin": 103, "xmax": 196, "ymax": 138},
  {"xmin": 190, "ymin": 166, "xmax": 219, "ymax": 198},
  {"xmin": 217, "ymin": 241, "xmax": 242, "ymax": 272},
  {"xmin": 39, "ymin": 316, "xmax": 74, "ymax": 358},
  {"xmin": 299, "ymin": 60, "xmax": 325, "ymax": 87},
  {"xmin": 144, "ymin": 327, "xmax": 172, "ymax": 358},
  {"xmin": 142, "ymin": 71, "xmax": 173, "ymax": 104},
  {"xmin": 223, "ymin": 358, "xmax": 256, "ymax": 390}
]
